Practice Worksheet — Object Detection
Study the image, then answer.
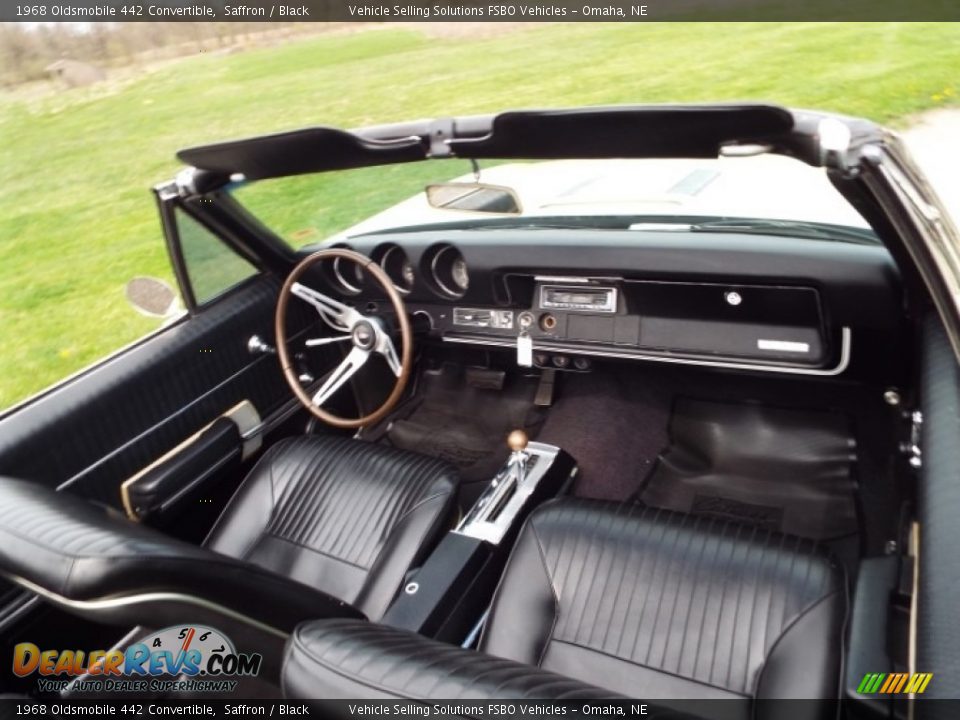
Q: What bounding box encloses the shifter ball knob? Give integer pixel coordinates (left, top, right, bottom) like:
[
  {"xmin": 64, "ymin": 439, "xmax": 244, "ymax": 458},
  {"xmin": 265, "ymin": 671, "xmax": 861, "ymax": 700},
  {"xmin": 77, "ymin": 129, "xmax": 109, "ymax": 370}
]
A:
[{"xmin": 507, "ymin": 429, "xmax": 529, "ymax": 453}]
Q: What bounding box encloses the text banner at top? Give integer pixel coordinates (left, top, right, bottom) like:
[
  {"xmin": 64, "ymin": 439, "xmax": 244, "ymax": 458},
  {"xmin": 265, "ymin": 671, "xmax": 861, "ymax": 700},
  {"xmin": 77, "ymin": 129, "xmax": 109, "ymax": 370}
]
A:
[{"xmin": 3, "ymin": 0, "xmax": 960, "ymax": 23}]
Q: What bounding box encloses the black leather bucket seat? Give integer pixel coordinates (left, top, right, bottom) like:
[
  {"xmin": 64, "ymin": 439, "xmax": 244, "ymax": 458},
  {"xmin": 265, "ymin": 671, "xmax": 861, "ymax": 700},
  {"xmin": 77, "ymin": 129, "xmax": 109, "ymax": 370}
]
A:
[
  {"xmin": 0, "ymin": 435, "xmax": 458, "ymax": 677},
  {"xmin": 284, "ymin": 499, "xmax": 846, "ymax": 714}
]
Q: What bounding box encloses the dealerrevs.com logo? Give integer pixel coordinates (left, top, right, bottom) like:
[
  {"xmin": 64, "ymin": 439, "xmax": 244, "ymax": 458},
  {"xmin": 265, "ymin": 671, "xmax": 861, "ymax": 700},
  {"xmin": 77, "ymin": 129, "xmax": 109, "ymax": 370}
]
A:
[{"xmin": 13, "ymin": 625, "xmax": 262, "ymax": 694}]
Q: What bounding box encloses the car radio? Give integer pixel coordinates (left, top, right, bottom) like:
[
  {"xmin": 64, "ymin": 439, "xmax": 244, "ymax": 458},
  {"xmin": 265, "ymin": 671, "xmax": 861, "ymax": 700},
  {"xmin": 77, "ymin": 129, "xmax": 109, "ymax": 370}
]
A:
[{"xmin": 538, "ymin": 284, "xmax": 618, "ymax": 313}]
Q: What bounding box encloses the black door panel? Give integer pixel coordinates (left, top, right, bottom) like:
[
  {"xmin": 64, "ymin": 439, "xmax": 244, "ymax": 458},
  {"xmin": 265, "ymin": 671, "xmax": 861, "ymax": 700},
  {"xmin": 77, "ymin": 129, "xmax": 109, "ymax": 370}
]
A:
[{"xmin": 0, "ymin": 275, "xmax": 291, "ymax": 508}]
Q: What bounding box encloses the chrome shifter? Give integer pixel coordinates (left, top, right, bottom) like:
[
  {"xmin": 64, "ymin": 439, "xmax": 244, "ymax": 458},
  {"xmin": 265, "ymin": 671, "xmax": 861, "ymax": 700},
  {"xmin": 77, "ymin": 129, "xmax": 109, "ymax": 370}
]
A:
[{"xmin": 455, "ymin": 431, "xmax": 568, "ymax": 545}]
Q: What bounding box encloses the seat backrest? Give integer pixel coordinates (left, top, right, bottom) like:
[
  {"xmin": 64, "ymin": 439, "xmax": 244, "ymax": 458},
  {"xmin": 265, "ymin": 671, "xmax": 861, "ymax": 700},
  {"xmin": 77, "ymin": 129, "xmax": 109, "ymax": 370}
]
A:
[
  {"xmin": 480, "ymin": 499, "xmax": 846, "ymax": 700},
  {"xmin": 203, "ymin": 435, "xmax": 460, "ymax": 620},
  {"xmin": 0, "ymin": 478, "xmax": 364, "ymax": 644}
]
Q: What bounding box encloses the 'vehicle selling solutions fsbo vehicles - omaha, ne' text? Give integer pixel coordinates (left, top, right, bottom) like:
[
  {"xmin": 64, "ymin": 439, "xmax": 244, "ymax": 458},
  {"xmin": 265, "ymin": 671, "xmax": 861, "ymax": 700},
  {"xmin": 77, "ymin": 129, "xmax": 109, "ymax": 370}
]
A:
[{"xmin": 0, "ymin": 103, "xmax": 958, "ymax": 716}]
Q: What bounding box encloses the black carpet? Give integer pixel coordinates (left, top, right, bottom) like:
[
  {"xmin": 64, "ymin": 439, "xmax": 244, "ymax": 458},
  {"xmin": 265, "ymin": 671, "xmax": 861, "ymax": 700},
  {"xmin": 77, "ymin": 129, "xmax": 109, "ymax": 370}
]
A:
[
  {"xmin": 537, "ymin": 371, "xmax": 671, "ymax": 500},
  {"xmin": 387, "ymin": 364, "xmax": 546, "ymax": 489}
]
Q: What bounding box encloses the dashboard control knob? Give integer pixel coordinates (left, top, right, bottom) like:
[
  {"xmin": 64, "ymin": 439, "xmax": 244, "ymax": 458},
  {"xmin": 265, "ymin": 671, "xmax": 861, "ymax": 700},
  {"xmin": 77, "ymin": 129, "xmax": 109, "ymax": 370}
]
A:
[
  {"xmin": 540, "ymin": 313, "xmax": 558, "ymax": 331},
  {"xmin": 552, "ymin": 355, "xmax": 569, "ymax": 369},
  {"xmin": 247, "ymin": 334, "xmax": 276, "ymax": 355},
  {"xmin": 518, "ymin": 311, "xmax": 535, "ymax": 330},
  {"xmin": 573, "ymin": 357, "xmax": 591, "ymax": 371}
]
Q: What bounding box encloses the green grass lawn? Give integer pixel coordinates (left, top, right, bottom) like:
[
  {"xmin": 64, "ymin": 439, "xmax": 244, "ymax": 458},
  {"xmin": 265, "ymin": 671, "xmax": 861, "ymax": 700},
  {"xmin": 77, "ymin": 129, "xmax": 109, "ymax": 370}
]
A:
[{"xmin": 2, "ymin": 22, "xmax": 959, "ymax": 410}]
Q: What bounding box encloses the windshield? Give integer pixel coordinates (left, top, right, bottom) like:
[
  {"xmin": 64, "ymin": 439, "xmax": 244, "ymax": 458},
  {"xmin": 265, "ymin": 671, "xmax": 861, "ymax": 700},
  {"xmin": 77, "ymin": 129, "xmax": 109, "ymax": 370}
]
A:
[{"xmin": 230, "ymin": 154, "xmax": 874, "ymax": 246}]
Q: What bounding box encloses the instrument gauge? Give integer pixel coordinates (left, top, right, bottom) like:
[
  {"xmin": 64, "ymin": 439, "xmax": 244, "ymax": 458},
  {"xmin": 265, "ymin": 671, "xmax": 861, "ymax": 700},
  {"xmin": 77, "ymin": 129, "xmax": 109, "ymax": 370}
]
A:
[
  {"xmin": 427, "ymin": 244, "xmax": 469, "ymax": 299},
  {"xmin": 375, "ymin": 244, "xmax": 414, "ymax": 294}
]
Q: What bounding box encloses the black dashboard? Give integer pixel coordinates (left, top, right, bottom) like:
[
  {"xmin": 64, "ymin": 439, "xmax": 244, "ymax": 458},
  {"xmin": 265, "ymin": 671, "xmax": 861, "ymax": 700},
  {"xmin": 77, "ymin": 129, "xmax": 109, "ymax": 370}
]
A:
[{"xmin": 303, "ymin": 227, "xmax": 903, "ymax": 379}]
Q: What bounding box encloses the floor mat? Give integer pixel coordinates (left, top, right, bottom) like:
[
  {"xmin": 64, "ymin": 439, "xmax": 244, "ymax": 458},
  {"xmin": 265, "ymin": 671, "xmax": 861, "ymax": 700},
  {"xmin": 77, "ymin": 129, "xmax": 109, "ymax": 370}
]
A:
[
  {"xmin": 387, "ymin": 364, "xmax": 546, "ymax": 486},
  {"xmin": 537, "ymin": 371, "xmax": 671, "ymax": 500},
  {"xmin": 638, "ymin": 398, "xmax": 858, "ymax": 540}
]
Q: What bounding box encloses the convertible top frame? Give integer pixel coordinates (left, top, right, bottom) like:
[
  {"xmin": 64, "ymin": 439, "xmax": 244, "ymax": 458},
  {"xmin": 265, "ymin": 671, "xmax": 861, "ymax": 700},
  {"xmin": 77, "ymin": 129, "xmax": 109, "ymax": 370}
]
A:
[{"xmin": 176, "ymin": 103, "xmax": 882, "ymax": 186}]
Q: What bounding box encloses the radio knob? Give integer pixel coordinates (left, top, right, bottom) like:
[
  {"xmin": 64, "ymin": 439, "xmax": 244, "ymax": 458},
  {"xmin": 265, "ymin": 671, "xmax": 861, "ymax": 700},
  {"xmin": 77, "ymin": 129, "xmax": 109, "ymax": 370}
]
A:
[{"xmin": 539, "ymin": 313, "xmax": 557, "ymax": 331}]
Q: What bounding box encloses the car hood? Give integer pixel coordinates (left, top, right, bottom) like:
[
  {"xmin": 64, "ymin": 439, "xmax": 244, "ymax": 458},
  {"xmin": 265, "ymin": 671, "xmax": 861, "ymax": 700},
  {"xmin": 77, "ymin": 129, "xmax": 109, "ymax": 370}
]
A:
[{"xmin": 333, "ymin": 155, "xmax": 870, "ymax": 240}]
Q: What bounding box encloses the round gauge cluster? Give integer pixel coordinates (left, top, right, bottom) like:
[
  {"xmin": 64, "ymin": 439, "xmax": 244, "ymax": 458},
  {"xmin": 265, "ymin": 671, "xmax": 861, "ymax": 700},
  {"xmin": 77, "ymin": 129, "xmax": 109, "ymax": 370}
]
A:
[
  {"xmin": 319, "ymin": 243, "xmax": 469, "ymax": 301},
  {"xmin": 320, "ymin": 243, "xmax": 365, "ymax": 295},
  {"xmin": 426, "ymin": 244, "xmax": 469, "ymax": 298},
  {"xmin": 372, "ymin": 243, "xmax": 415, "ymax": 295}
]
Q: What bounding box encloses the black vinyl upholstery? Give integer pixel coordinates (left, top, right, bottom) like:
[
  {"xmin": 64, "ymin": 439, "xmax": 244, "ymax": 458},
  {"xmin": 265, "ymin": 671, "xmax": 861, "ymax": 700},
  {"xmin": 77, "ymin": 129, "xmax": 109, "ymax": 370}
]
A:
[
  {"xmin": 283, "ymin": 618, "xmax": 619, "ymax": 703},
  {"xmin": 0, "ymin": 435, "xmax": 457, "ymax": 636},
  {"xmin": 481, "ymin": 500, "xmax": 846, "ymax": 700},
  {"xmin": 0, "ymin": 477, "xmax": 361, "ymax": 634},
  {"xmin": 206, "ymin": 435, "xmax": 460, "ymax": 620},
  {"xmin": 285, "ymin": 498, "xmax": 846, "ymax": 707}
]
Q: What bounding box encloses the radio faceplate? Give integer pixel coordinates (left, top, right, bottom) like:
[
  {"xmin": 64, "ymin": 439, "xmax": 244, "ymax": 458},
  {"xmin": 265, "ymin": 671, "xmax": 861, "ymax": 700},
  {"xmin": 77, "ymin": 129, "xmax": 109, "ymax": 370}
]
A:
[{"xmin": 539, "ymin": 284, "xmax": 618, "ymax": 313}]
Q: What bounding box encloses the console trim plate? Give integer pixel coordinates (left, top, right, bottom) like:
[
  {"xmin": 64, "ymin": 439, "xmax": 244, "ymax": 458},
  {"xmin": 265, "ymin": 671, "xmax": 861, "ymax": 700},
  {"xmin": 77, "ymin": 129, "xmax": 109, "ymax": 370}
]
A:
[{"xmin": 454, "ymin": 441, "xmax": 561, "ymax": 545}]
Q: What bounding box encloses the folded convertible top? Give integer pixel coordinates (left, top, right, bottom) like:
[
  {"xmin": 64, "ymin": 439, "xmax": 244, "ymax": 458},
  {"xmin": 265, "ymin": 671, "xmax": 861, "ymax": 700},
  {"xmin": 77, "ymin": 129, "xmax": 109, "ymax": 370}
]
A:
[{"xmin": 176, "ymin": 103, "xmax": 882, "ymax": 186}]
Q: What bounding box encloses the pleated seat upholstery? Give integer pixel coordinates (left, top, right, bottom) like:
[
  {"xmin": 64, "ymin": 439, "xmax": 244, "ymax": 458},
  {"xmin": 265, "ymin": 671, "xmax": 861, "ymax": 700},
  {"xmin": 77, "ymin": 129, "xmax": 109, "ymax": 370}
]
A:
[{"xmin": 206, "ymin": 435, "xmax": 459, "ymax": 620}]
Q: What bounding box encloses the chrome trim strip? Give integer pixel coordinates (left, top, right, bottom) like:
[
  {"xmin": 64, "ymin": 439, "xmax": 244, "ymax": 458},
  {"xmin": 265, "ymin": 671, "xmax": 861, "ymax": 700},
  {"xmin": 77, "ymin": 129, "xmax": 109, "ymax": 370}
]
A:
[
  {"xmin": 533, "ymin": 275, "xmax": 621, "ymax": 284},
  {"xmin": 441, "ymin": 327, "xmax": 851, "ymax": 377},
  {"xmin": 8, "ymin": 575, "xmax": 288, "ymax": 640},
  {"xmin": 240, "ymin": 396, "xmax": 305, "ymax": 441},
  {"xmin": 0, "ymin": 593, "xmax": 41, "ymax": 635},
  {"xmin": 757, "ymin": 339, "xmax": 811, "ymax": 353}
]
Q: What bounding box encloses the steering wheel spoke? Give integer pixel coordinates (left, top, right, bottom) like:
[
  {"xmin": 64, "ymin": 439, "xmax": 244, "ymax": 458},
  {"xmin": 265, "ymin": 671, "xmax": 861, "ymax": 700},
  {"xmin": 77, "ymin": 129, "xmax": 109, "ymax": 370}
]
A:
[
  {"xmin": 312, "ymin": 346, "xmax": 369, "ymax": 406},
  {"xmin": 304, "ymin": 335, "xmax": 352, "ymax": 347},
  {"xmin": 375, "ymin": 332, "xmax": 403, "ymax": 377},
  {"xmin": 291, "ymin": 282, "xmax": 362, "ymax": 329}
]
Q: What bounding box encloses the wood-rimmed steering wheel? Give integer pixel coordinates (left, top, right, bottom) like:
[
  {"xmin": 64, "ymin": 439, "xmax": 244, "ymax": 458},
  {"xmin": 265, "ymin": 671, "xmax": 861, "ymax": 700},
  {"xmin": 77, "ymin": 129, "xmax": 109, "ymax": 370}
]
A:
[{"xmin": 275, "ymin": 248, "xmax": 412, "ymax": 429}]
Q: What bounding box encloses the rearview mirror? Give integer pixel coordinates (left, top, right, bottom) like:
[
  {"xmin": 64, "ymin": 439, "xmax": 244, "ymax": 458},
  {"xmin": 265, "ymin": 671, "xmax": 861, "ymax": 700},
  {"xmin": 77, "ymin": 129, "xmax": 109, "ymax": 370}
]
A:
[
  {"xmin": 425, "ymin": 183, "xmax": 522, "ymax": 214},
  {"xmin": 125, "ymin": 276, "xmax": 179, "ymax": 318}
]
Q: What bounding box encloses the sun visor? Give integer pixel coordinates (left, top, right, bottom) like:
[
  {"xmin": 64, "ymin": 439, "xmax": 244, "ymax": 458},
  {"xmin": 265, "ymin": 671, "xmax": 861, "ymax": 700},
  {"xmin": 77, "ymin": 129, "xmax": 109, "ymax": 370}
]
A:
[
  {"xmin": 447, "ymin": 104, "xmax": 796, "ymax": 159},
  {"xmin": 177, "ymin": 127, "xmax": 427, "ymax": 181}
]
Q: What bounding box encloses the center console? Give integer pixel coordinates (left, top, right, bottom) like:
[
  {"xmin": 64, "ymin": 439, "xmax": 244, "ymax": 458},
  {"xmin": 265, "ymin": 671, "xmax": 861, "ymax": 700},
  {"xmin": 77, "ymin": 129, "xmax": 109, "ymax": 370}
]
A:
[{"xmin": 381, "ymin": 431, "xmax": 576, "ymax": 643}]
